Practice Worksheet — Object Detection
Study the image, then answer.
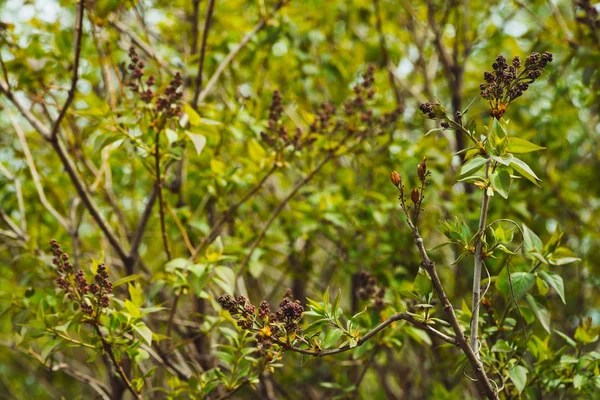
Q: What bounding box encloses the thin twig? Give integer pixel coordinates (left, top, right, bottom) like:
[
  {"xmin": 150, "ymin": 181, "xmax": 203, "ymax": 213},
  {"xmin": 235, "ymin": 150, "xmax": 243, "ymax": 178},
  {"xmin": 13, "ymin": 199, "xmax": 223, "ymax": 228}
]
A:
[
  {"xmin": 470, "ymin": 161, "xmax": 490, "ymax": 355},
  {"xmin": 109, "ymin": 19, "xmax": 175, "ymax": 75},
  {"xmin": 7, "ymin": 111, "xmax": 70, "ymax": 231},
  {"xmin": 94, "ymin": 325, "xmax": 142, "ymax": 399},
  {"xmin": 155, "ymin": 128, "xmax": 171, "ymax": 260},
  {"xmin": 237, "ymin": 134, "xmax": 354, "ymax": 278},
  {"xmin": 397, "ymin": 193, "xmax": 498, "ymax": 399},
  {"xmin": 373, "ymin": 0, "xmax": 402, "ymax": 106},
  {"xmin": 195, "ymin": 1, "xmax": 287, "ymax": 105},
  {"xmin": 191, "ymin": 164, "xmax": 277, "ymax": 260},
  {"xmin": 50, "ymin": 0, "xmax": 85, "ymax": 140},
  {"xmin": 276, "ymin": 312, "xmax": 457, "ymax": 357},
  {"xmin": 192, "ymin": 0, "xmax": 216, "ymax": 110}
]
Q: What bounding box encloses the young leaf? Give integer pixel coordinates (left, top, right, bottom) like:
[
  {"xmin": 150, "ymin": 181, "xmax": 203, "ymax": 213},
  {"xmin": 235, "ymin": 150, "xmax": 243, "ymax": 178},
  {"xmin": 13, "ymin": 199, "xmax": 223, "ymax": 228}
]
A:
[
  {"xmin": 538, "ymin": 270, "xmax": 566, "ymax": 304},
  {"xmin": 510, "ymin": 157, "xmax": 541, "ymax": 186},
  {"xmin": 525, "ymin": 294, "xmax": 551, "ymax": 333},
  {"xmin": 508, "ymin": 365, "xmax": 528, "ymax": 393},
  {"xmin": 459, "ymin": 157, "xmax": 488, "ymax": 177},
  {"xmin": 491, "ymin": 170, "xmax": 511, "ymax": 199},
  {"xmin": 506, "ymin": 137, "xmax": 545, "ymax": 154},
  {"xmin": 522, "ymin": 225, "xmax": 544, "ymax": 258},
  {"xmin": 186, "ymin": 132, "xmax": 207, "ymax": 155},
  {"xmin": 206, "ymin": 236, "xmax": 224, "ymax": 262}
]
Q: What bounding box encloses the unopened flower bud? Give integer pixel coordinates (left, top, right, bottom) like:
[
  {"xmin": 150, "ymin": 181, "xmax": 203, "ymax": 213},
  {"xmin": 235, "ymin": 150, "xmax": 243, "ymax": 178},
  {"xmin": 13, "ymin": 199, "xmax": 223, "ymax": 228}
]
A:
[
  {"xmin": 417, "ymin": 157, "xmax": 427, "ymax": 180},
  {"xmin": 390, "ymin": 171, "xmax": 401, "ymax": 187},
  {"xmin": 411, "ymin": 188, "xmax": 420, "ymax": 204}
]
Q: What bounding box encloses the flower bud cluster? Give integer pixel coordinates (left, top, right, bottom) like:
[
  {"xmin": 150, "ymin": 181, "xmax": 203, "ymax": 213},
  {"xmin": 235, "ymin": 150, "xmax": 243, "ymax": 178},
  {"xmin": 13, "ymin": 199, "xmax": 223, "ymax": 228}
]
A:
[
  {"xmin": 355, "ymin": 271, "xmax": 386, "ymax": 311},
  {"xmin": 479, "ymin": 52, "xmax": 553, "ymax": 119},
  {"xmin": 260, "ymin": 90, "xmax": 302, "ymax": 149},
  {"xmin": 218, "ymin": 288, "xmax": 305, "ymax": 357},
  {"xmin": 50, "ymin": 240, "xmax": 112, "ymax": 317},
  {"xmin": 126, "ymin": 46, "xmax": 183, "ymax": 118}
]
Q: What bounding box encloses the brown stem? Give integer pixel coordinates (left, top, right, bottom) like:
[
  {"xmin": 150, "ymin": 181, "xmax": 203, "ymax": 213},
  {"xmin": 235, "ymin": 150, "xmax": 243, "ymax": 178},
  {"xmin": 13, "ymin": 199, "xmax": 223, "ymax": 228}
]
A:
[
  {"xmin": 51, "ymin": 0, "xmax": 85, "ymax": 140},
  {"xmin": 191, "ymin": 164, "xmax": 277, "ymax": 260},
  {"xmin": 276, "ymin": 312, "xmax": 457, "ymax": 357},
  {"xmin": 155, "ymin": 128, "xmax": 172, "ymax": 261},
  {"xmin": 94, "ymin": 324, "xmax": 142, "ymax": 399},
  {"xmin": 470, "ymin": 161, "xmax": 491, "ymax": 355},
  {"xmin": 401, "ymin": 209, "xmax": 498, "ymax": 399},
  {"xmin": 195, "ymin": 1, "xmax": 288, "ymax": 104},
  {"xmin": 192, "ymin": 0, "xmax": 216, "ymax": 110}
]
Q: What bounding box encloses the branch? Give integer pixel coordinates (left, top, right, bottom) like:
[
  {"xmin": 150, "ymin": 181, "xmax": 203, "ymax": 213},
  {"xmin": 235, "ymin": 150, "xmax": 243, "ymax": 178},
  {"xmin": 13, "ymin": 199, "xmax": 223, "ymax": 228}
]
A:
[
  {"xmin": 1, "ymin": 78, "xmax": 130, "ymax": 267},
  {"xmin": 277, "ymin": 312, "xmax": 457, "ymax": 357},
  {"xmin": 195, "ymin": 1, "xmax": 287, "ymax": 105},
  {"xmin": 192, "ymin": 0, "xmax": 216, "ymax": 110},
  {"xmin": 237, "ymin": 134, "xmax": 354, "ymax": 278},
  {"xmin": 0, "ymin": 341, "xmax": 111, "ymax": 400},
  {"xmin": 50, "ymin": 0, "xmax": 85, "ymax": 140},
  {"xmin": 7, "ymin": 110, "xmax": 70, "ymax": 231},
  {"xmin": 94, "ymin": 325, "xmax": 142, "ymax": 400},
  {"xmin": 400, "ymin": 207, "xmax": 498, "ymax": 399},
  {"xmin": 109, "ymin": 19, "xmax": 176, "ymax": 75},
  {"xmin": 0, "ymin": 162, "xmax": 27, "ymax": 234},
  {"xmin": 154, "ymin": 128, "xmax": 171, "ymax": 261},
  {"xmin": 373, "ymin": 0, "xmax": 402, "ymax": 106},
  {"xmin": 470, "ymin": 161, "xmax": 490, "ymax": 355},
  {"xmin": 191, "ymin": 164, "xmax": 278, "ymax": 260}
]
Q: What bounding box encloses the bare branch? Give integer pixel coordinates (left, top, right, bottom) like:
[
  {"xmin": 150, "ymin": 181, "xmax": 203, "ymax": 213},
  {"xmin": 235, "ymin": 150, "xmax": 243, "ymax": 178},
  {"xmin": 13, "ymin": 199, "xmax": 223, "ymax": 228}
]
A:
[
  {"xmin": 195, "ymin": 1, "xmax": 288, "ymax": 105},
  {"xmin": 192, "ymin": 0, "xmax": 216, "ymax": 110},
  {"xmin": 50, "ymin": 0, "xmax": 86, "ymax": 140},
  {"xmin": 236, "ymin": 134, "xmax": 353, "ymax": 278},
  {"xmin": 277, "ymin": 312, "xmax": 457, "ymax": 357},
  {"xmin": 191, "ymin": 164, "xmax": 278, "ymax": 260},
  {"xmin": 399, "ymin": 203, "xmax": 498, "ymax": 399},
  {"xmin": 109, "ymin": 19, "xmax": 176, "ymax": 75},
  {"xmin": 7, "ymin": 111, "xmax": 70, "ymax": 231}
]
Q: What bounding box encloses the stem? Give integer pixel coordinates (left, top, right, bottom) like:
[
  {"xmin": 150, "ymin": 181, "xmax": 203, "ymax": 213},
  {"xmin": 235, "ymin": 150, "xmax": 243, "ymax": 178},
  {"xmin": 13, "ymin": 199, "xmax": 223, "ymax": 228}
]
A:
[
  {"xmin": 192, "ymin": 0, "xmax": 216, "ymax": 110},
  {"xmin": 155, "ymin": 128, "xmax": 171, "ymax": 261},
  {"xmin": 470, "ymin": 161, "xmax": 490, "ymax": 356},
  {"xmin": 94, "ymin": 324, "xmax": 142, "ymax": 399},
  {"xmin": 191, "ymin": 164, "xmax": 277, "ymax": 260}
]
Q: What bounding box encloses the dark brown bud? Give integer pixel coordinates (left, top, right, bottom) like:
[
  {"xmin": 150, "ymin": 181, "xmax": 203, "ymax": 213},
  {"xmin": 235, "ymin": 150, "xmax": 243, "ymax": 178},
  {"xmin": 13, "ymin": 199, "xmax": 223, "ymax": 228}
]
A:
[
  {"xmin": 417, "ymin": 157, "xmax": 427, "ymax": 180},
  {"xmin": 411, "ymin": 188, "xmax": 420, "ymax": 204},
  {"xmin": 390, "ymin": 171, "xmax": 401, "ymax": 187}
]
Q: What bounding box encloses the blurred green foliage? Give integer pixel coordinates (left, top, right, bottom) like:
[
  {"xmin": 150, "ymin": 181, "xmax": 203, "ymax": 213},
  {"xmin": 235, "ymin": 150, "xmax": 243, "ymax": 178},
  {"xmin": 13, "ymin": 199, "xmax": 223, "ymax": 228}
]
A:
[{"xmin": 0, "ymin": 0, "xmax": 599, "ymax": 398}]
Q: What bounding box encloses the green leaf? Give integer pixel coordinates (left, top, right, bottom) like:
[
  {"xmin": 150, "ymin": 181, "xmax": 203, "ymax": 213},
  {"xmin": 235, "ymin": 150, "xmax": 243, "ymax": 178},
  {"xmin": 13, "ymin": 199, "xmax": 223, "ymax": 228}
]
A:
[
  {"xmin": 113, "ymin": 274, "xmax": 144, "ymax": 288},
  {"xmin": 506, "ymin": 137, "xmax": 545, "ymax": 154},
  {"xmin": 491, "ymin": 170, "xmax": 511, "ymax": 199},
  {"xmin": 206, "ymin": 236, "xmax": 223, "ymax": 262},
  {"xmin": 522, "ymin": 224, "xmax": 544, "ymax": 259},
  {"xmin": 497, "ymin": 271, "xmax": 535, "ymax": 301},
  {"xmin": 322, "ymin": 329, "xmax": 344, "ymax": 348},
  {"xmin": 413, "ymin": 267, "xmax": 432, "ymax": 297},
  {"xmin": 128, "ymin": 283, "xmax": 145, "ymax": 307},
  {"xmin": 165, "ymin": 128, "xmax": 178, "ymax": 145},
  {"xmin": 247, "ymin": 138, "xmax": 266, "ymax": 164},
  {"xmin": 184, "ymin": 103, "xmax": 201, "ymax": 126},
  {"xmin": 491, "ymin": 339, "xmax": 513, "ymax": 352},
  {"xmin": 133, "ymin": 323, "xmax": 153, "ymax": 345},
  {"xmin": 573, "ymin": 374, "xmax": 585, "ymax": 390},
  {"xmin": 525, "ymin": 294, "xmax": 551, "ymax": 333},
  {"xmin": 553, "ymin": 329, "xmax": 577, "ymax": 347},
  {"xmin": 213, "ymin": 266, "xmax": 235, "ymax": 296},
  {"xmin": 459, "ymin": 157, "xmax": 488, "ymax": 177},
  {"xmin": 508, "ymin": 365, "xmax": 528, "ymax": 393},
  {"xmin": 186, "ymin": 132, "xmax": 207, "ymax": 155},
  {"xmin": 548, "ymin": 247, "xmax": 581, "ymax": 265},
  {"xmin": 510, "ymin": 157, "xmax": 541, "ymax": 186},
  {"xmin": 538, "ymin": 270, "xmax": 566, "ymax": 304}
]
